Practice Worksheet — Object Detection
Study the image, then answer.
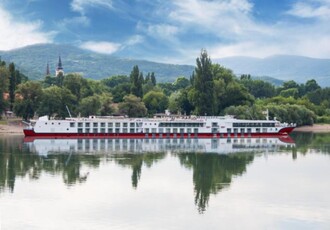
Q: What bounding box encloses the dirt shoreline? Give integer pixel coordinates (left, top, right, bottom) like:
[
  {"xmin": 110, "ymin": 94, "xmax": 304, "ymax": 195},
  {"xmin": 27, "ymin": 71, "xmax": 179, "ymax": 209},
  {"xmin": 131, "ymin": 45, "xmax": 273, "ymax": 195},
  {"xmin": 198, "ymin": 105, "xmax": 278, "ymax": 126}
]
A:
[
  {"xmin": 0, "ymin": 124, "xmax": 24, "ymax": 135},
  {"xmin": 0, "ymin": 123, "xmax": 330, "ymax": 135}
]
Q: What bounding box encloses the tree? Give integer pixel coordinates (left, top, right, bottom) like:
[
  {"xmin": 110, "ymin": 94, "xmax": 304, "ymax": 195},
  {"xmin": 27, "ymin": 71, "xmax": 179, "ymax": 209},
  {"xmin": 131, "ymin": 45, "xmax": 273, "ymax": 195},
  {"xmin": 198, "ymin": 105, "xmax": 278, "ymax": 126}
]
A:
[
  {"xmin": 37, "ymin": 86, "xmax": 77, "ymax": 118},
  {"xmin": 118, "ymin": 94, "xmax": 147, "ymax": 117},
  {"xmin": 8, "ymin": 63, "xmax": 16, "ymax": 110},
  {"xmin": 78, "ymin": 95, "xmax": 102, "ymax": 117},
  {"xmin": 191, "ymin": 49, "xmax": 214, "ymax": 115},
  {"xmin": 143, "ymin": 90, "xmax": 169, "ymax": 115},
  {"xmin": 99, "ymin": 93, "xmax": 115, "ymax": 116},
  {"xmin": 173, "ymin": 76, "xmax": 190, "ymax": 90},
  {"xmin": 13, "ymin": 81, "xmax": 43, "ymax": 120},
  {"xmin": 130, "ymin": 65, "xmax": 143, "ymax": 98},
  {"xmin": 0, "ymin": 66, "xmax": 9, "ymax": 117}
]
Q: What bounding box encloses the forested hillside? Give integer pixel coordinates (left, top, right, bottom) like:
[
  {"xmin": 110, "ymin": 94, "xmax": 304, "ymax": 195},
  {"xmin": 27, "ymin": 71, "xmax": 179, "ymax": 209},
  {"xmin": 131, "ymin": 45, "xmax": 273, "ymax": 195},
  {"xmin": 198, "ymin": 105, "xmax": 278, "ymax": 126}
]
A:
[
  {"xmin": 1, "ymin": 50, "xmax": 329, "ymax": 126},
  {"xmin": 0, "ymin": 44, "xmax": 194, "ymax": 82}
]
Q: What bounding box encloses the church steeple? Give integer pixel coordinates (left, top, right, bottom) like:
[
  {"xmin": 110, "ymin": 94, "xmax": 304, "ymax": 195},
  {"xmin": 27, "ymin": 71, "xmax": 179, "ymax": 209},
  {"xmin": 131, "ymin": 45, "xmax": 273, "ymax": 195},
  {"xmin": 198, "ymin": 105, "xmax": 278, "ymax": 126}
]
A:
[{"xmin": 55, "ymin": 55, "xmax": 64, "ymax": 76}]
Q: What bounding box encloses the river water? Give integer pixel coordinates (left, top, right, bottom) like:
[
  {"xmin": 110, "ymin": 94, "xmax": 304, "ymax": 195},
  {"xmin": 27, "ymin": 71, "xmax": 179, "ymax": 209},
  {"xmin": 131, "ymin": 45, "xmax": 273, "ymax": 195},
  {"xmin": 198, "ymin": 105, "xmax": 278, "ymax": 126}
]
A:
[{"xmin": 0, "ymin": 133, "xmax": 329, "ymax": 229}]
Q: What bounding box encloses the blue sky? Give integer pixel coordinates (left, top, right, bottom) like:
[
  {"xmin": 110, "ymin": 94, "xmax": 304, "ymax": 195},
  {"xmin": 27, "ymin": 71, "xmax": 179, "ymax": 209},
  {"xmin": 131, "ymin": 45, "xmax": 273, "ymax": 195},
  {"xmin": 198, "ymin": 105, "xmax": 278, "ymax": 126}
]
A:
[{"xmin": 1, "ymin": 0, "xmax": 330, "ymax": 64}]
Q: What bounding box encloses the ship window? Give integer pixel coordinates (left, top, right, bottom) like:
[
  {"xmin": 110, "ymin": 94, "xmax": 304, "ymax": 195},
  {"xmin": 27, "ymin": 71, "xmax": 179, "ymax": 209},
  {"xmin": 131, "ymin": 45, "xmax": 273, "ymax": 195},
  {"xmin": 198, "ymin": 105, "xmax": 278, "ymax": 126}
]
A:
[
  {"xmin": 101, "ymin": 128, "xmax": 105, "ymax": 133},
  {"xmin": 173, "ymin": 128, "xmax": 178, "ymax": 133},
  {"xmin": 100, "ymin": 122, "xmax": 105, "ymax": 127},
  {"xmin": 262, "ymin": 128, "xmax": 267, "ymax": 133},
  {"xmin": 108, "ymin": 123, "xmax": 113, "ymax": 127},
  {"xmin": 130, "ymin": 128, "xmax": 135, "ymax": 133},
  {"xmin": 130, "ymin": 123, "xmax": 135, "ymax": 127},
  {"xmin": 58, "ymin": 123, "xmax": 61, "ymax": 125},
  {"xmin": 93, "ymin": 128, "xmax": 98, "ymax": 133},
  {"xmin": 159, "ymin": 128, "xmax": 163, "ymax": 133},
  {"xmin": 145, "ymin": 128, "xmax": 149, "ymax": 133},
  {"xmin": 78, "ymin": 128, "xmax": 83, "ymax": 133},
  {"xmin": 240, "ymin": 128, "xmax": 244, "ymax": 133},
  {"xmin": 256, "ymin": 128, "xmax": 260, "ymax": 133},
  {"xmin": 85, "ymin": 128, "xmax": 90, "ymax": 133},
  {"xmin": 52, "ymin": 122, "xmax": 54, "ymax": 125},
  {"xmin": 227, "ymin": 128, "xmax": 231, "ymax": 133},
  {"xmin": 180, "ymin": 128, "xmax": 184, "ymax": 133},
  {"xmin": 123, "ymin": 123, "xmax": 128, "ymax": 127},
  {"xmin": 115, "ymin": 123, "xmax": 120, "ymax": 127},
  {"xmin": 247, "ymin": 128, "xmax": 251, "ymax": 133},
  {"xmin": 212, "ymin": 122, "xmax": 218, "ymax": 127},
  {"xmin": 115, "ymin": 128, "xmax": 120, "ymax": 133},
  {"xmin": 194, "ymin": 128, "xmax": 198, "ymax": 133},
  {"xmin": 152, "ymin": 128, "xmax": 157, "ymax": 133},
  {"xmin": 45, "ymin": 122, "xmax": 47, "ymax": 125},
  {"xmin": 123, "ymin": 128, "xmax": 128, "ymax": 133},
  {"xmin": 86, "ymin": 123, "xmax": 90, "ymax": 127},
  {"xmin": 187, "ymin": 128, "xmax": 191, "ymax": 133},
  {"xmin": 166, "ymin": 128, "xmax": 171, "ymax": 133},
  {"xmin": 70, "ymin": 122, "xmax": 75, "ymax": 128},
  {"xmin": 108, "ymin": 128, "xmax": 113, "ymax": 133},
  {"xmin": 78, "ymin": 122, "xmax": 83, "ymax": 127},
  {"xmin": 234, "ymin": 128, "xmax": 238, "ymax": 133},
  {"xmin": 93, "ymin": 122, "xmax": 98, "ymax": 127}
]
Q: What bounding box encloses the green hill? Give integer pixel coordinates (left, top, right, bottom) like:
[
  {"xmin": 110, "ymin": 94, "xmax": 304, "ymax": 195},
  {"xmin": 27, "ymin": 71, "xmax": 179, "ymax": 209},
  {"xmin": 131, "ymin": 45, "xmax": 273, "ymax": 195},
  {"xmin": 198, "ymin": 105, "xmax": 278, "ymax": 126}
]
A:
[{"xmin": 0, "ymin": 44, "xmax": 194, "ymax": 82}]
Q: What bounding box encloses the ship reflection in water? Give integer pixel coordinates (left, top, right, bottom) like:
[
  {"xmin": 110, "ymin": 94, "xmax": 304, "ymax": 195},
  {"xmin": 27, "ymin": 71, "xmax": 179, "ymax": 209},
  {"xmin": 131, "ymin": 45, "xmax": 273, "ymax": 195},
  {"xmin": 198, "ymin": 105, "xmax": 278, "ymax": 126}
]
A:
[
  {"xmin": 17, "ymin": 136, "xmax": 296, "ymax": 213},
  {"xmin": 24, "ymin": 136, "xmax": 294, "ymax": 156}
]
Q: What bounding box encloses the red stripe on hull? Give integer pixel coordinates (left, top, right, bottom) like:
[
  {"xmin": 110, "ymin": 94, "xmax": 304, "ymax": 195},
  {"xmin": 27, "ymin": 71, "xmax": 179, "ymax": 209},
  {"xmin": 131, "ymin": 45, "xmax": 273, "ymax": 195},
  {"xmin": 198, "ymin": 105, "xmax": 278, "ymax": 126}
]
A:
[{"xmin": 24, "ymin": 129, "xmax": 294, "ymax": 143}]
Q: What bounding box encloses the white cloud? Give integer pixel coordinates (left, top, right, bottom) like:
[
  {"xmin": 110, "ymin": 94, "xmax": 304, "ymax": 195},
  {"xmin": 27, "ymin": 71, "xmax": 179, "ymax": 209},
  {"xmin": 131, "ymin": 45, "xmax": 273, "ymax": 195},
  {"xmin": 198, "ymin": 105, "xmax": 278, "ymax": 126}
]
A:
[
  {"xmin": 61, "ymin": 16, "xmax": 90, "ymax": 27},
  {"xmin": 80, "ymin": 41, "xmax": 121, "ymax": 54},
  {"xmin": 137, "ymin": 22, "xmax": 179, "ymax": 42},
  {"xmin": 126, "ymin": 35, "xmax": 144, "ymax": 46},
  {"xmin": 0, "ymin": 6, "xmax": 53, "ymax": 51},
  {"xmin": 287, "ymin": 0, "xmax": 330, "ymax": 20},
  {"xmin": 71, "ymin": 0, "xmax": 113, "ymax": 14}
]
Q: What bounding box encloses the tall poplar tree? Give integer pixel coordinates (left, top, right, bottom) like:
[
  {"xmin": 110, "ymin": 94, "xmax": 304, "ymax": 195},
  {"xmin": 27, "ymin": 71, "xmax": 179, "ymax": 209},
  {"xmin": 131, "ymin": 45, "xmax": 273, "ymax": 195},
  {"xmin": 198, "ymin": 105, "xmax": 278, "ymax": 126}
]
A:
[
  {"xmin": 192, "ymin": 49, "xmax": 214, "ymax": 115},
  {"xmin": 130, "ymin": 65, "xmax": 143, "ymax": 98}
]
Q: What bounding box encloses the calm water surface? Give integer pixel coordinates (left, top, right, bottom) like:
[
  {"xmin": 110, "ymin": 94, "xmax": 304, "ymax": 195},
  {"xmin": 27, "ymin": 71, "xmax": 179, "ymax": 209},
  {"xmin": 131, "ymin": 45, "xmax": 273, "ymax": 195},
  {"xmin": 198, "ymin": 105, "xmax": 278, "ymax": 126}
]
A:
[{"xmin": 0, "ymin": 133, "xmax": 330, "ymax": 229}]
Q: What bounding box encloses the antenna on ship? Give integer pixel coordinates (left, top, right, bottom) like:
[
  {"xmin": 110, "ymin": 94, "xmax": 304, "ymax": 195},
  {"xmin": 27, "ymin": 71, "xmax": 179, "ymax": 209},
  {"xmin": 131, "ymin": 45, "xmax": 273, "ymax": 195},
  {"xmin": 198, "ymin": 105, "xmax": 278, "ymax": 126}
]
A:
[{"xmin": 66, "ymin": 105, "xmax": 72, "ymax": 118}]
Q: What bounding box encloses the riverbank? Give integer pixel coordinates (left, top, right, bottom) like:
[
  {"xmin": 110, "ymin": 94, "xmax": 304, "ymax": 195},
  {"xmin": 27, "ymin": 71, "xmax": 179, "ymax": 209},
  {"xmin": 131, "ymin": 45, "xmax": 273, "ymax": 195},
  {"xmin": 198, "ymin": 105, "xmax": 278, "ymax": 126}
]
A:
[
  {"xmin": 293, "ymin": 124, "xmax": 330, "ymax": 133},
  {"xmin": 0, "ymin": 119, "xmax": 24, "ymax": 135}
]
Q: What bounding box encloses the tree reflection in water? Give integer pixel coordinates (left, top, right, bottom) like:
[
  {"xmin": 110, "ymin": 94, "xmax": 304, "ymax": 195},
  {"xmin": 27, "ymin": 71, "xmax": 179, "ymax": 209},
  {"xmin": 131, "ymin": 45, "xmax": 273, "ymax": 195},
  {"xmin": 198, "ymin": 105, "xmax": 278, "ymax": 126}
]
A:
[
  {"xmin": 1, "ymin": 135, "xmax": 316, "ymax": 212},
  {"xmin": 177, "ymin": 153, "xmax": 254, "ymax": 213},
  {"xmin": 110, "ymin": 153, "xmax": 166, "ymax": 188}
]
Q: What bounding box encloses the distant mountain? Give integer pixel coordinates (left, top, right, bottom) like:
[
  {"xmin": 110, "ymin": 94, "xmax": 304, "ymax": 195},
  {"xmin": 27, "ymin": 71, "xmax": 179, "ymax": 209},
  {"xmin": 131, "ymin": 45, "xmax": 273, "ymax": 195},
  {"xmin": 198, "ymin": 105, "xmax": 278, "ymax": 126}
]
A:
[
  {"xmin": 215, "ymin": 55, "xmax": 330, "ymax": 86},
  {"xmin": 0, "ymin": 44, "xmax": 194, "ymax": 82},
  {"xmin": 1, "ymin": 44, "xmax": 329, "ymax": 86}
]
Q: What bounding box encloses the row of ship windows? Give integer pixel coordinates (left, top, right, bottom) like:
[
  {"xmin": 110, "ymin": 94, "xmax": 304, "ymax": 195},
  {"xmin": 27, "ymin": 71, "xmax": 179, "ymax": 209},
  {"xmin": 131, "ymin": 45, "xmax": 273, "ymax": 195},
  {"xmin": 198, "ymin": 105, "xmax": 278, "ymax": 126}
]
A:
[
  {"xmin": 71, "ymin": 122, "xmax": 143, "ymax": 128},
  {"xmin": 76, "ymin": 127, "xmax": 276, "ymax": 133},
  {"xmin": 233, "ymin": 123, "xmax": 276, "ymax": 127}
]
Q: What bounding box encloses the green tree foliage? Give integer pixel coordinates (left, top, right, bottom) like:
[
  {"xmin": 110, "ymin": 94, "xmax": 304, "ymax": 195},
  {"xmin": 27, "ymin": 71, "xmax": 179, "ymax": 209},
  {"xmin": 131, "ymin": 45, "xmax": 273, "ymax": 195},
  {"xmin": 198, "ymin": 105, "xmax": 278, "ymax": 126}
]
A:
[
  {"xmin": 99, "ymin": 93, "xmax": 115, "ymax": 116},
  {"xmin": 0, "ymin": 66, "xmax": 9, "ymax": 117},
  {"xmin": 37, "ymin": 86, "xmax": 77, "ymax": 118},
  {"xmin": 130, "ymin": 65, "xmax": 143, "ymax": 98},
  {"xmin": 173, "ymin": 76, "xmax": 190, "ymax": 90},
  {"xmin": 63, "ymin": 73, "xmax": 87, "ymax": 101},
  {"xmin": 191, "ymin": 49, "xmax": 214, "ymax": 115},
  {"xmin": 224, "ymin": 105, "xmax": 265, "ymax": 120},
  {"xmin": 101, "ymin": 75, "xmax": 130, "ymax": 88},
  {"xmin": 111, "ymin": 83, "xmax": 131, "ymax": 103},
  {"xmin": 13, "ymin": 81, "xmax": 43, "ymax": 120},
  {"xmin": 240, "ymin": 76, "xmax": 276, "ymax": 98},
  {"xmin": 168, "ymin": 89, "xmax": 194, "ymax": 115},
  {"xmin": 78, "ymin": 95, "xmax": 102, "ymax": 117},
  {"xmin": 143, "ymin": 90, "xmax": 169, "ymax": 115},
  {"xmin": 267, "ymin": 104, "xmax": 315, "ymax": 126},
  {"xmin": 118, "ymin": 94, "xmax": 147, "ymax": 117}
]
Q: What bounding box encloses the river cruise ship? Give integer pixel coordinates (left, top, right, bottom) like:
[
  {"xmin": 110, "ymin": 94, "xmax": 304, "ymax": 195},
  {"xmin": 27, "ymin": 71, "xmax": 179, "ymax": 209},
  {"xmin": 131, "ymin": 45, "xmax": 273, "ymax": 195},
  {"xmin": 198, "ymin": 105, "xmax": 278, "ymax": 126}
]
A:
[{"xmin": 23, "ymin": 115, "xmax": 295, "ymax": 138}]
